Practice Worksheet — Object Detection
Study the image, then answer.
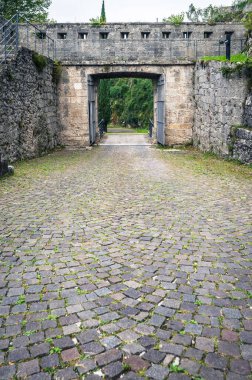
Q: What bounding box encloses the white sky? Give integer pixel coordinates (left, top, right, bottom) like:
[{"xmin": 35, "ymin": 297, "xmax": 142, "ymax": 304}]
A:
[{"xmin": 48, "ymin": 0, "xmax": 233, "ymax": 23}]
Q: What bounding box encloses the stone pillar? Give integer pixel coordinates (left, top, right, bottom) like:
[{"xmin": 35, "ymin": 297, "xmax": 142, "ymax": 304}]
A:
[
  {"xmin": 164, "ymin": 65, "xmax": 194, "ymax": 145},
  {"xmin": 58, "ymin": 66, "xmax": 89, "ymax": 147}
]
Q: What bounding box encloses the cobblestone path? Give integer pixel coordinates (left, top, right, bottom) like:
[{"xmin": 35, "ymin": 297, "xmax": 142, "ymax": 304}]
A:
[{"xmin": 0, "ymin": 140, "xmax": 252, "ymax": 380}]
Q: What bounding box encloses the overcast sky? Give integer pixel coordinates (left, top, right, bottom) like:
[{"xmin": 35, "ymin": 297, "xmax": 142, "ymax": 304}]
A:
[{"xmin": 48, "ymin": 0, "xmax": 232, "ymax": 23}]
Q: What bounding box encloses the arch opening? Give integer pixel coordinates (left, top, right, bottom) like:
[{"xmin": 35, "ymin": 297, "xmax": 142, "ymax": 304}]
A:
[
  {"xmin": 58, "ymin": 64, "xmax": 194, "ymax": 149},
  {"xmin": 87, "ymin": 72, "xmax": 165, "ymax": 145}
]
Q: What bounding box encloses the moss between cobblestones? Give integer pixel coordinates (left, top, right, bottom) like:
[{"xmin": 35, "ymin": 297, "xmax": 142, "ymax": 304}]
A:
[
  {"xmin": 0, "ymin": 150, "xmax": 93, "ymax": 194},
  {"xmin": 0, "ymin": 144, "xmax": 251, "ymax": 379}
]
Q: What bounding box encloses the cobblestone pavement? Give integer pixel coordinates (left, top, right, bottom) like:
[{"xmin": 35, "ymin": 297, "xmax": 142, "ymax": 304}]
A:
[{"xmin": 0, "ymin": 139, "xmax": 252, "ymax": 380}]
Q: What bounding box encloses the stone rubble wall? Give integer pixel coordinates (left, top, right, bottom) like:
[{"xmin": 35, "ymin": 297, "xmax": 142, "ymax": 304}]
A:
[
  {"xmin": 0, "ymin": 48, "xmax": 60, "ymax": 162},
  {"xmin": 19, "ymin": 22, "xmax": 245, "ymax": 64},
  {"xmin": 232, "ymin": 127, "xmax": 252, "ymax": 163},
  {"xmin": 193, "ymin": 61, "xmax": 252, "ymax": 164}
]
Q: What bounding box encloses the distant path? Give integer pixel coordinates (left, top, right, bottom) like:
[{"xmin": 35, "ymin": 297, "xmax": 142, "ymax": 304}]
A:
[{"xmin": 100, "ymin": 133, "xmax": 151, "ymax": 146}]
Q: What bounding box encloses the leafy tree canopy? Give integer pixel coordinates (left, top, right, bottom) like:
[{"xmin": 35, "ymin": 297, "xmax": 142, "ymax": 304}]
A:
[
  {"xmin": 0, "ymin": 0, "xmax": 51, "ymax": 22},
  {"xmin": 98, "ymin": 78, "xmax": 153, "ymax": 129},
  {"xmin": 186, "ymin": 0, "xmax": 251, "ymax": 23}
]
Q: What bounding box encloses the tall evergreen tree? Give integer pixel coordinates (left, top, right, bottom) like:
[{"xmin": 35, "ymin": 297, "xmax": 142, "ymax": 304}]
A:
[{"xmin": 100, "ymin": 0, "xmax": 106, "ymax": 23}]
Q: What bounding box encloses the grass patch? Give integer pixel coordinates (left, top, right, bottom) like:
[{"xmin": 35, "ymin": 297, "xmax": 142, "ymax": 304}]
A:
[
  {"xmin": 169, "ymin": 364, "xmax": 185, "ymax": 373},
  {"xmin": 107, "ymin": 124, "xmax": 148, "ymax": 134},
  {"xmin": 159, "ymin": 147, "xmax": 252, "ymax": 180},
  {"xmin": 24, "ymin": 330, "xmax": 36, "ymax": 336},
  {"xmin": 0, "ymin": 150, "xmax": 93, "ymax": 196},
  {"xmin": 200, "ymin": 53, "xmax": 248, "ymax": 63},
  {"xmin": 49, "ymin": 346, "xmax": 62, "ymax": 354},
  {"xmin": 15, "ymin": 295, "xmax": 26, "ymax": 305},
  {"xmin": 135, "ymin": 128, "xmax": 149, "ymax": 134},
  {"xmin": 194, "ymin": 299, "xmax": 203, "ymax": 306}
]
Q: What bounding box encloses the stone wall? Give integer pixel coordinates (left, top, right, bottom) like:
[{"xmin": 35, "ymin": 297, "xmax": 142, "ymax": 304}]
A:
[
  {"xmin": 19, "ymin": 22, "xmax": 245, "ymax": 64},
  {"xmin": 193, "ymin": 61, "xmax": 252, "ymax": 163},
  {"xmin": 0, "ymin": 48, "xmax": 60, "ymax": 162}
]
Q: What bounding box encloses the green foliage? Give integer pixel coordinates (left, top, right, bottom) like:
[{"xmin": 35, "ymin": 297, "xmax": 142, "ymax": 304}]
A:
[
  {"xmin": 201, "ymin": 53, "xmax": 248, "ymax": 62},
  {"xmin": 135, "ymin": 128, "xmax": 149, "ymax": 133},
  {"xmin": 169, "ymin": 364, "xmax": 185, "ymax": 373},
  {"xmin": 52, "ymin": 60, "xmax": 62, "ymax": 84},
  {"xmin": 44, "ymin": 368, "xmax": 57, "ymax": 375},
  {"xmin": 16, "ymin": 295, "xmax": 26, "ymax": 304},
  {"xmin": 194, "ymin": 299, "xmax": 203, "ymax": 306},
  {"xmin": 243, "ymin": 11, "xmax": 252, "ymax": 31},
  {"xmin": 186, "ymin": 3, "xmax": 202, "ymax": 22},
  {"xmin": 98, "ymin": 79, "xmax": 111, "ymax": 126},
  {"xmin": 32, "ymin": 52, "xmax": 48, "ymax": 72},
  {"xmin": 189, "ymin": 319, "xmax": 198, "ymax": 324},
  {"xmin": 186, "ymin": 0, "xmax": 250, "ymax": 23},
  {"xmin": 0, "ymin": 0, "xmax": 51, "ymax": 22},
  {"xmin": 100, "ymin": 0, "xmax": 106, "ymax": 23},
  {"xmin": 89, "ymin": 16, "xmax": 106, "ymax": 26},
  {"xmin": 202, "ymin": 5, "xmax": 233, "ymax": 23},
  {"xmin": 221, "ymin": 58, "xmax": 252, "ymax": 77},
  {"xmin": 76, "ymin": 287, "xmax": 88, "ymax": 295},
  {"xmin": 90, "ymin": 0, "xmax": 107, "ymax": 25},
  {"xmin": 123, "ymin": 363, "xmax": 131, "ymax": 372},
  {"xmin": 45, "ymin": 337, "xmax": 54, "ymax": 344},
  {"xmin": 24, "ymin": 330, "xmax": 36, "ymax": 336},
  {"xmin": 49, "ymin": 346, "xmax": 62, "ymax": 354},
  {"xmin": 200, "ymin": 53, "xmax": 252, "ymax": 78},
  {"xmin": 98, "ymin": 78, "xmax": 154, "ymax": 129},
  {"xmin": 163, "ymin": 13, "xmax": 184, "ymax": 25},
  {"xmin": 46, "ymin": 314, "xmax": 57, "ymax": 321}
]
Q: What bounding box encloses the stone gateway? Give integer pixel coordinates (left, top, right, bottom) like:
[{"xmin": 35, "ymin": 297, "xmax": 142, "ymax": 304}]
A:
[{"xmin": 0, "ymin": 22, "xmax": 251, "ymax": 163}]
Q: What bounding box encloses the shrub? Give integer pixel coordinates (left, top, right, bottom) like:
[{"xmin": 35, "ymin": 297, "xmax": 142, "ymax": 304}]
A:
[
  {"xmin": 52, "ymin": 60, "xmax": 62, "ymax": 84},
  {"xmin": 163, "ymin": 13, "xmax": 184, "ymax": 26},
  {"xmin": 32, "ymin": 52, "xmax": 48, "ymax": 72}
]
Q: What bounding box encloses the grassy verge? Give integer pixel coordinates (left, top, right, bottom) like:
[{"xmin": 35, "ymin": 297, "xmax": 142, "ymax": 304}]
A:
[
  {"xmin": 135, "ymin": 128, "xmax": 148, "ymax": 134},
  {"xmin": 0, "ymin": 150, "xmax": 92, "ymax": 194},
  {"xmin": 158, "ymin": 147, "xmax": 252, "ymax": 180},
  {"xmin": 107, "ymin": 124, "xmax": 148, "ymax": 133},
  {"xmin": 200, "ymin": 53, "xmax": 249, "ymax": 63}
]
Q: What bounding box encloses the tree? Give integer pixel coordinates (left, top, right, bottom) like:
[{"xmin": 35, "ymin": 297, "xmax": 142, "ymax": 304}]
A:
[
  {"xmin": 98, "ymin": 78, "xmax": 154, "ymax": 129},
  {"xmin": 186, "ymin": 4, "xmax": 202, "ymax": 22},
  {"xmin": 100, "ymin": 0, "xmax": 106, "ymax": 23},
  {"xmin": 0, "ymin": 0, "xmax": 51, "ymax": 22},
  {"xmin": 90, "ymin": 0, "xmax": 107, "ymax": 26},
  {"xmin": 98, "ymin": 79, "xmax": 111, "ymax": 127},
  {"xmin": 185, "ymin": 0, "xmax": 251, "ymax": 23}
]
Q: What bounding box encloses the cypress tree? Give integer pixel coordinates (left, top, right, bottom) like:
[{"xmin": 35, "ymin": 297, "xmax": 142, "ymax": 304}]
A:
[{"xmin": 100, "ymin": 0, "xmax": 106, "ymax": 23}]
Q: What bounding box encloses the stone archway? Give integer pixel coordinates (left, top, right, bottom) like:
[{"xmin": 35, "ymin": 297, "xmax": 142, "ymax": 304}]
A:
[{"xmin": 58, "ymin": 64, "xmax": 194, "ymax": 148}]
